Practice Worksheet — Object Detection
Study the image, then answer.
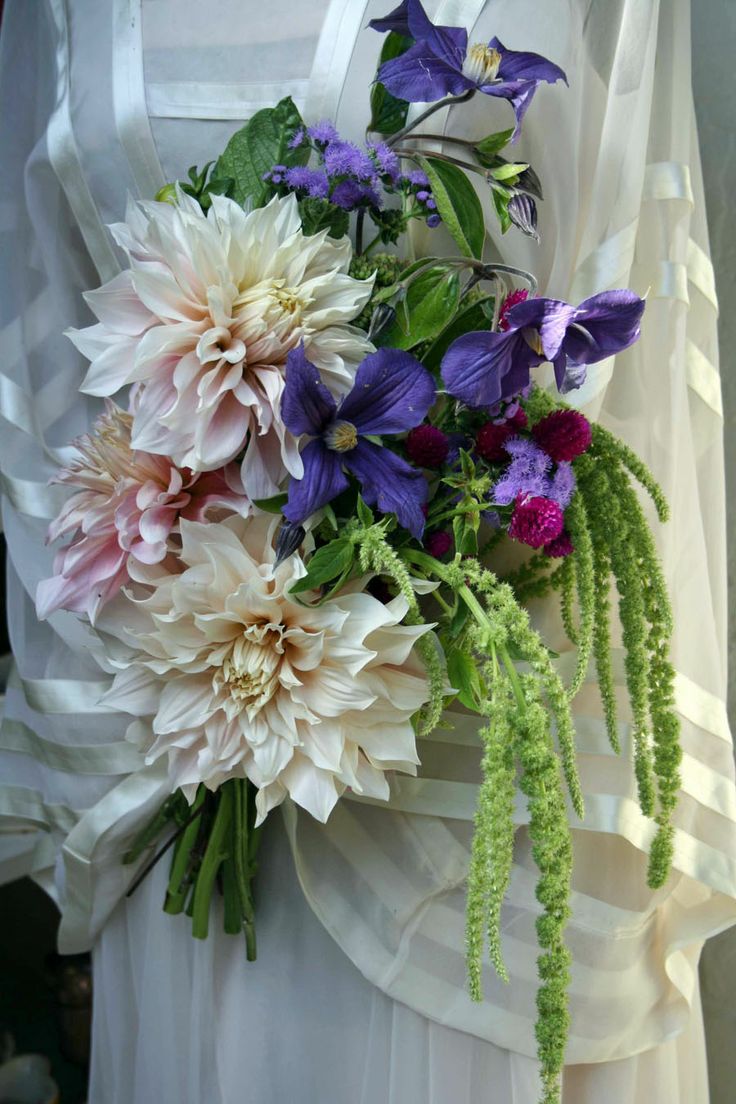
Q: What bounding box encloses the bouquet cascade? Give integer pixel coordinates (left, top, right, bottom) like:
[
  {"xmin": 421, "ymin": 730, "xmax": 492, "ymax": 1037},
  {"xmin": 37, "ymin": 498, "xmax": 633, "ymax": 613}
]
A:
[{"xmin": 37, "ymin": 3, "xmax": 682, "ymax": 1100}]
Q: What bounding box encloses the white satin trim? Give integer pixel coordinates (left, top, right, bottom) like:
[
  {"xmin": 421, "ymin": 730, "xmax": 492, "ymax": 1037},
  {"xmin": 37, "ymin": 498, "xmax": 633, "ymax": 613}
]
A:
[
  {"xmin": 112, "ymin": 0, "xmax": 166, "ymax": 197},
  {"xmin": 46, "ymin": 0, "xmax": 120, "ymax": 281},
  {"xmin": 304, "ymin": 0, "xmax": 371, "ymax": 122}
]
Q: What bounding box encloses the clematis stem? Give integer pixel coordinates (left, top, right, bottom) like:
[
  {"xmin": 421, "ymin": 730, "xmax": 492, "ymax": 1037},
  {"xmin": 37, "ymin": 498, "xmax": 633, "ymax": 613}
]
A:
[{"xmin": 387, "ymin": 91, "xmax": 475, "ymax": 147}]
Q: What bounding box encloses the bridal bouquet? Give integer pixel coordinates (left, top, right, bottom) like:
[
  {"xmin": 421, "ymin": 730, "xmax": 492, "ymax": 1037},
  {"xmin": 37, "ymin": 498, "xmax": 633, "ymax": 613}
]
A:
[{"xmin": 37, "ymin": 4, "xmax": 681, "ymax": 1100}]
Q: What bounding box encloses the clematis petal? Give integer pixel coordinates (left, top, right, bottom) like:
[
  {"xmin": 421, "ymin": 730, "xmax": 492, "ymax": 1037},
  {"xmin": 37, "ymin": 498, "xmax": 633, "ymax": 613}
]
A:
[
  {"xmin": 504, "ymin": 296, "xmax": 576, "ymax": 360},
  {"xmin": 378, "ymin": 42, "xmax": 472, "ymax": 103},
  {"xmin": 347, "ymin": 440, "xmax": 428, "ymax": 538},
  {"xmin": 281, "ymin": 344, "xmax": 338, "ymax": 436},
  {"xmin": 491, "ymin": 38, "xmax": 568, "ymax": 85},
  {"xmin": 404, "ymin": 0, "xmax": 467, "ymax": 68},
  {"xmin": 283, "ymin": 439, "xmax": 349, "ymax": 525},
  {"xmin": 565, "ymin": 290, "xmax": 645, "ymax": 364},
  {"xmin": 337, "ymin": 348, "xmax": 436, "ymax": 434},
  {"xmin": 441, "ymin": 329, "xmax": 537, "ymax": 407},
  {"xmin": 369, "ymin": 0, "xmax": 410, "ymax": 34}
]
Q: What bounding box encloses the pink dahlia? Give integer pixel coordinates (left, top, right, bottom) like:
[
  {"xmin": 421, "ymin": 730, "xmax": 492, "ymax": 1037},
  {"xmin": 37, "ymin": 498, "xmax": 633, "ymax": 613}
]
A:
[
  {"xmin": 531, "ymin": 410, "xmax": 592, "ymax": 462},
  {"xmin": 508, "ymin": 494, "xmax": 564, "ymax": 549},
  {"xmin": 67, "ymin": 192, "xmax": 373, "ymax": 498},
  {"xmin": 36, "ymin": 402, "xmax": 249, "ymax": 623}
]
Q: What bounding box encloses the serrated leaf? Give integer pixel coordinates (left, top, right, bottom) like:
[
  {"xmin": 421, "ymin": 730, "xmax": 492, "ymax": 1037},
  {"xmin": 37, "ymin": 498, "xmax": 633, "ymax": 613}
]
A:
[
  {"xmin": 215, "ymin": 97, "xmax": 309, "ymax": 208},
  {"xmin": 298, "ymin": 196, "xmax": 349, "ymax": 239},
  {"xmin": 418, "ymin": 156, "xmax": 485, "ymax": 259},
  {"xmin": 369, "ymin": 33, "xmax": 412, "ymax": 136},
  {"xmin": 289, "ymin": 540, "xmax": 354, "ymax": 594},
  {"xmin": 446, "ymin": 647, "xmax": 484, "ymax": 710},
  {"xmin": 375, "ymin": 265, "xmax": 460, "ymax": 349},
  {"xmin": 474, "ymin": 129, "xmax": 515, "ymax": 161}
]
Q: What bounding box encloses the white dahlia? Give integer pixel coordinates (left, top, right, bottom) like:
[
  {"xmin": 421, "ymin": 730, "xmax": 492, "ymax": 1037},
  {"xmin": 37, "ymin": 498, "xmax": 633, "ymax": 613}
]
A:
[
  {"xmin": 68, "ymin": 192, "xmax": 373, "ymax": 498},
  {"xmin": 98, "ymin": 514, "xmax": 430, "ymax": 823}
]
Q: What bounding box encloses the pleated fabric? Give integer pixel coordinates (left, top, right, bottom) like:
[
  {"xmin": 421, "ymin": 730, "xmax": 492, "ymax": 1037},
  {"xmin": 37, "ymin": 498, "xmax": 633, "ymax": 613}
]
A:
[{"xmin": 0, "ymin": 1, "xmax": 732, "ymax": 1101}]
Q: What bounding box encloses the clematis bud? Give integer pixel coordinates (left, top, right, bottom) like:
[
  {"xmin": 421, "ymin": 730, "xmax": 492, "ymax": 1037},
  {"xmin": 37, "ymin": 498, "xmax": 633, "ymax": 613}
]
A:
[{"xmin": 275, "ymin": 522, "xmax": 306, "ymax": 565}]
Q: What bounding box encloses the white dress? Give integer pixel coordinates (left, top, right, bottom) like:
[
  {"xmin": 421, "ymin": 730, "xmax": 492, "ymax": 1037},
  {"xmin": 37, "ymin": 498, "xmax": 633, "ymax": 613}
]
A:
[{"xmin": 0, "ymin": 1, "xmax": 733, "ymax": 1101}]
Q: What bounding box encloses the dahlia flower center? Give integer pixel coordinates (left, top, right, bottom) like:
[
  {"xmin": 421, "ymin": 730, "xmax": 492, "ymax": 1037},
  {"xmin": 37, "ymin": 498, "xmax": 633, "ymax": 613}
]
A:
[
  {"xmin": 324, "ymin": 420, "xmax": 359, "ymax": 452},
  {"xmin": 214, "ymin": 627, "xmax": 283, "ymax": 715},
  {"xmin": 462, "ymin": 43, "xmax": 501, "ymax": 85}
]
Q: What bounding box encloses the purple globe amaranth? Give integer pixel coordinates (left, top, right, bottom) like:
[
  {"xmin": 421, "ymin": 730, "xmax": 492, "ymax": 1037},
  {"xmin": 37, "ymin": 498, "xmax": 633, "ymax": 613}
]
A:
[
  {"xmin": 441, "ymin": 289, "xmax": 645, "ymax": 409},
  {"xmin": 370, "ymin": 0, "xmax": 566, "ymax": 140},
  {"xmin": 508, "ymin": 495, "xmax": 564, "ymax": 549},
  {"xmin": 281, "ymin": 345, "xmax": 436, "ymax": 538}
]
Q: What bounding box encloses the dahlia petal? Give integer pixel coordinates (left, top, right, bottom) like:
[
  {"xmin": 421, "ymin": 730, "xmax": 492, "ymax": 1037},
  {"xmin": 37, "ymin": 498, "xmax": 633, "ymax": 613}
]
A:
[{"xmin": 84, "ymin": 270, "xmax": 155, "ymax": 335}]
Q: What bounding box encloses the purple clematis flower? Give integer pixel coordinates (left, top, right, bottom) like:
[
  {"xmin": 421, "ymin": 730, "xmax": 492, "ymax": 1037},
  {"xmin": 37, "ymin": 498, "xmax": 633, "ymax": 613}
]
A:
[
  {"xmin": 370, "ymin": 0, "xmax": 566, "ymax": 140},
  {"xmin": 281, "ymin": 345, "xmax": 436, "ymax": 537},
  {"xmin": 441, "ymin": 290, "xmax": 645, "ymax": 409}
]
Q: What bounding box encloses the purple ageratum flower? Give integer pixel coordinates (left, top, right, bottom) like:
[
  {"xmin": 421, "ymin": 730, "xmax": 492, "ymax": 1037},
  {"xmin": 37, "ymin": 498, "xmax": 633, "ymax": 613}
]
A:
[
  {"xmin": 369, "ymin": 0, "xmax": 567, "ymax": 140},
  {"xmin": 307, "ymin": 121, "xmax": 340, "ymax": 145},
  {"xmin": 441, "ymin": 290, "xmax": 645, "ymax": 408},
  {"xmin": 330, "ymin": 179, "xmax": 382, "ymax": 210},
  {"xmin": 492, "ymin": 437, "xmax": 551, "ymax": 505},
  {"xmin": 285, "ymin": 166, "xmax": 330, "ymax": 198},
  {"xmin": 323, "ymin": 139, "xmax": 376, "ymax": 182},
  {"xmin": 281, "ymin": 345, "xmax": 436, "ymax": 537},
  {"xmin": 370, "ymin": 142, "xmax": 401, "ymax": 183}
]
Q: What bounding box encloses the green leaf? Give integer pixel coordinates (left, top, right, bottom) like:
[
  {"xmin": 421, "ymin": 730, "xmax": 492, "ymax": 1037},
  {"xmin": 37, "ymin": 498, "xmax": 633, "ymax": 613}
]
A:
[
  {"xmin": 492, "ymin": 186, "xmax": 513, "ymax": 234},
  {"xmin": 452, "ymin": 510, "xmax": 479, "ymax": 556},
  {"xmin": 473, "ymin": 129, "xmax": 515, "ymax": 162},
  {"xmin": 422, "ymin": 295, "xmax": 495, "ymax": 371},
  {"xmin": 356, "ymin": 496, "xmax": 375, "ymax": 528},
  {"xmin": 446, "ymin": 647, "xmax": 484, "ymax": 710},
  {"xmin": 490, "ymin": 161, "xmax": 528, "ymax": 182},
  {"xmin": 298, "ymin": 196, "xmax": 350, "ymax": 239},
  {"xmin": 417, "ymin": 156, "xmax": 485, "ymax": 259},
  {"xmin": 253, "ymin": 493, "xmax": 288, "ymax": 513},
  {"xmin": 369, "ymin": 33, "xmax": 412, "ymax": 136},
  {"xmin": 376, "ymin": 265, "xmax": 460, "ymax": 349},
  {"xmin": 289, "ymin": 539, "xmax": 354, "ymax": 594},
  {"xmin": 215, "ymin": 96, "xmax": 309, "ymax": 208}
]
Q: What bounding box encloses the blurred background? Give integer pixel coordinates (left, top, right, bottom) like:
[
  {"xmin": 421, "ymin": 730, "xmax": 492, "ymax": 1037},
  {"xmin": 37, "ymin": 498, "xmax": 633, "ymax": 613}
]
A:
[{"xmin": 0, "ymin": 1, "xmax": 733, "ymax": 1101}]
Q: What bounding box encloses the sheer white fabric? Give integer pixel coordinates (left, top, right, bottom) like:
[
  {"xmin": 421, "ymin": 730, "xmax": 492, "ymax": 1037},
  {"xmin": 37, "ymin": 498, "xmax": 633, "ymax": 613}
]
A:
[{"xmin": 0, "ymin": 0, "xmax": 732, "ymax": 1100}]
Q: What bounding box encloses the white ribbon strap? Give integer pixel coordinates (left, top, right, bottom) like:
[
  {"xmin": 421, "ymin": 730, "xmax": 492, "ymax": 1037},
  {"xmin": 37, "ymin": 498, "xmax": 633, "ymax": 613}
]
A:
[
  {"xmin": 112, "ymin": 0, "xmax": 167, "ymax": 198},
  {"xmin": 0, "ymin": 717, "xmax": 142, "ymax": 776},
  {"xmin": 46, "ymin": 0, "xmax": 120, "ymax": 282},
  {"xmin": 18, "ymin": 674, "xmax": 114, "ymax": 715}
]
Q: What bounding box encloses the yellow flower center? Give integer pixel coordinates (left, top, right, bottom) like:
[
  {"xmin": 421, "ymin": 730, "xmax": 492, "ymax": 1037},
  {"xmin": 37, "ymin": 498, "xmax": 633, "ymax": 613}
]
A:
[
  {"xmin": 324, "ymin": 420, "xmax": 359, "ymax": 453},
  {"xmin": 462, "ymin": 43, "xmax": 502, "ymax": 85}
]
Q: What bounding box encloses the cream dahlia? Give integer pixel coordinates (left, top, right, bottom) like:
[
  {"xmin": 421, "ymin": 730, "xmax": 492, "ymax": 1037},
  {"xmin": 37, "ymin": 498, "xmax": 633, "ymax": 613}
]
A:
[
  {"xmin": 67, "ymin": 192, "xmax": 373, "ymax": 498},
  {"xmin": 36, "ymin": 401, "xmax": 248, "ymax": 623},
  {"xmin": 98, "ymin": 514, "xmax": 430, "ymax": 823}
]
